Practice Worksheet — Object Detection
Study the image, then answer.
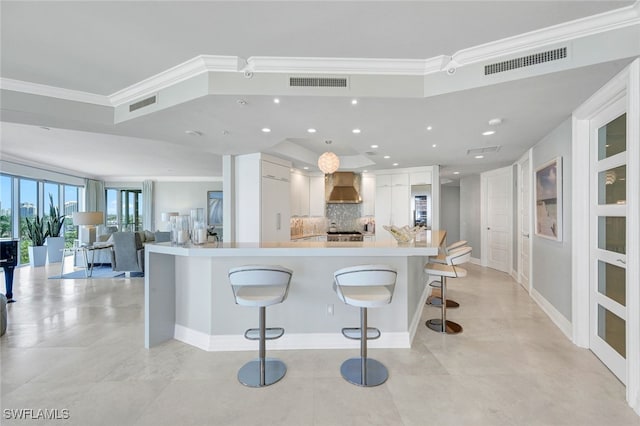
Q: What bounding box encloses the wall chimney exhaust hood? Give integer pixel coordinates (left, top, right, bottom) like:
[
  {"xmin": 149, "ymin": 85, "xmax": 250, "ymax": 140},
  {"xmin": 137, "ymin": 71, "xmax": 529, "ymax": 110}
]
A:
[{"xmin": 326, "ymin": 172, "xmax": 362, "ymax": 204}]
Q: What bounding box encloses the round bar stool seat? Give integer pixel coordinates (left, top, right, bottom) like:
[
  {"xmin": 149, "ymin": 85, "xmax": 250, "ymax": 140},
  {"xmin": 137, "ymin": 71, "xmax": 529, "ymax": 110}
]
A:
[
  {"xmin": 334, "ymin": 265, "xmax": 397, "ymax": 387},
  {"xmin": 424, "ymin": 246, "xmax": 472, "ymax": 335},
  {"xmin": 229, "ymin": 265, "xmax": 293, "ymax": 387}
]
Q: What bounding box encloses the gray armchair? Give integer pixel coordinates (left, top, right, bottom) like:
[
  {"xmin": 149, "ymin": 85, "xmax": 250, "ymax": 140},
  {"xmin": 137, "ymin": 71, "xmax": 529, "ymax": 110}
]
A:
[{"xmin": 111, "ymin": 232, "xmax": 144, "ymax": 274}]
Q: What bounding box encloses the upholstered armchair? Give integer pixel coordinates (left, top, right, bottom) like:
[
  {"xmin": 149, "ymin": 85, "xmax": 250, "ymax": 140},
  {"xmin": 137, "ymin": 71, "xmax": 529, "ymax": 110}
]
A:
[{"xmin": 111, "ymin": 232, "xmax": 144, "ymax": 274}]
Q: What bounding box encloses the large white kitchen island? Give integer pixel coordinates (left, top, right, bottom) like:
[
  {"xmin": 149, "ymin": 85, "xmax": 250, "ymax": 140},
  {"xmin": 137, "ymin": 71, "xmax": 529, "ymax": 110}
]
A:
[{"xmin": 145, "ymin": 230, "xmax": 445, "ymax": 351}]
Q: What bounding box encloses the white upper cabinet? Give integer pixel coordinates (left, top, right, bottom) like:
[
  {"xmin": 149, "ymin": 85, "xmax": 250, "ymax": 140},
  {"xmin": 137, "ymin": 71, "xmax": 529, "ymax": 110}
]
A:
[
  {"xmin": 290, "ymin": 172, "xmax": 310, "ymax": 216},
  {"xmin": 309, "ymin": 175, "xmax": 326, "ymax": 217},
  {"xmin": 262, "ymin": 160, "xmax": 290, "ymax": 181},
  {"xmin": 361, "ymin": 173, "xmax": 376, "ymax": 216},
  {"xmin": 409, "ymin": 171, "xmax": 432, "ymax": 185},
  {"xmin": 374, "ymin": 172, "xmax": 410, "ymax": 241}
]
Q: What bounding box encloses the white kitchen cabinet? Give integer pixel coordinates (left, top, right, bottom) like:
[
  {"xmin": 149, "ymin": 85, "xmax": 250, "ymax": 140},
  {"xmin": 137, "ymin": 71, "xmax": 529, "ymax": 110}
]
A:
[
  {"xmin": 262, "ymin": 172, "xmax": 291, "ymax": 242},
  {"xmin": 409, "ymin": 171, "xmax": 432, "ymax": 185},
  {"xmin": 375, "ymin": 172, "xmax": 410, "ymax": 242},
  {"xmin": 309, "ymin": 175, "xmax": 325, "ymax": 217},
  {"xmin": 290, "ymin": 172, "xmax": 310, "ymax": 217},
  {"xmin": 361, "ymin": 173, "xmax": 376, "ymax": 217}
]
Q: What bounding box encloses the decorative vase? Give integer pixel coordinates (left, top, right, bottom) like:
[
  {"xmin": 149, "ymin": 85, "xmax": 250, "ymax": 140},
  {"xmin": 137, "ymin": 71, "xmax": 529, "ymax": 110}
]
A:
[
  {"xmin": 28, "ymin": 246, "xmax": 47, "ymax": 267},
  {"xmin": 45, "ymin": 236, "xmax": 65, "ymax": 263}
]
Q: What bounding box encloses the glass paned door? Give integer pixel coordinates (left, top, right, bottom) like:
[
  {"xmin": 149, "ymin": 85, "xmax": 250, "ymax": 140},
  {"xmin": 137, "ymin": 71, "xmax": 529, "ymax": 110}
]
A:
[{"xmin": 590, "ymin": 108, "xmax": 627, "ymax": 383}]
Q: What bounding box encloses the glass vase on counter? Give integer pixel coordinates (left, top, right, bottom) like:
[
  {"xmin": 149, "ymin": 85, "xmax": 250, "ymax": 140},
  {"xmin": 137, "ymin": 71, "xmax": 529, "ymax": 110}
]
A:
[
  {"xmin": 190, "ymin": 208, "xmax": 207, "ymax": 245},
  {"xmin": 172, "ymin": 215, "xmax": 191, "ymax": 245}
]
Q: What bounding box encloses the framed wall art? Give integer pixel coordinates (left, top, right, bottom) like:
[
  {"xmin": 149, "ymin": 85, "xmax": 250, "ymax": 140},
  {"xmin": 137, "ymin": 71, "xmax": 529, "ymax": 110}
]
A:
[{"xmin": 535, "ymin": 157, "xmax": 562, "ymax": 241}]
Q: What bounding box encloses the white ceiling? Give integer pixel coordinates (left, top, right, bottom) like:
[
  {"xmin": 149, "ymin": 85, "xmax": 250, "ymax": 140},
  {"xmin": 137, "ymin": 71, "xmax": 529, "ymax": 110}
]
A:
[{"xmin": 0, "ymin": 1, "xmax": 638, "ymax": 181}]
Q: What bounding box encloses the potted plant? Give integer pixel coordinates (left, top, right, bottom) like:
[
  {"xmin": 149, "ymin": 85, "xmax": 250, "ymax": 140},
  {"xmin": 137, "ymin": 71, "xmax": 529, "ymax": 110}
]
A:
[
  {"xmin": 45, "ymin": 194, "xmax": 66, "ymax": 263},
  {"xmin": 25, "ymin": 215, "xmax": 49, "ymax": 267}
]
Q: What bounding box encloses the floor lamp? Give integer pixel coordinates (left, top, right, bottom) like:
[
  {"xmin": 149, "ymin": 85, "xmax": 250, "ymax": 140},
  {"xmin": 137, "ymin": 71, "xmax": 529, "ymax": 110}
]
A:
[{"xmin": 73, "ymin": 212, "xmax": 104, "ymax": 245}]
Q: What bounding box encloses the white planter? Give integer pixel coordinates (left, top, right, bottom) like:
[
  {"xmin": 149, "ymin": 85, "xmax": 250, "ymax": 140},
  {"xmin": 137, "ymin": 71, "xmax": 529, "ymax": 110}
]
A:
[
  {"xmin": 45, "ymin": 236, "xmax": 65, "ymax": 263},
  {"xmin": 28, "ymin": 246, "xmax": 47, "ymax": 267}
]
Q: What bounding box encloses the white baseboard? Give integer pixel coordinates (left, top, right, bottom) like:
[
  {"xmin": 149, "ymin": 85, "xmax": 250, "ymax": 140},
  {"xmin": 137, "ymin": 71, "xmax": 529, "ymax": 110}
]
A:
[
  {"xmin": 510, "ymin": 269, "xmax": 519, "ymax": 282},
  {"xmin": 174, "ymin": 324, "xmax": 411, "ymax": 352},
  {"xmin": 469, "ymin": 257, "xmax": 481, "ymax": 265},
  {"xmin": 530, "ymin": 287, "xmax": 573, "ymax": 341}
]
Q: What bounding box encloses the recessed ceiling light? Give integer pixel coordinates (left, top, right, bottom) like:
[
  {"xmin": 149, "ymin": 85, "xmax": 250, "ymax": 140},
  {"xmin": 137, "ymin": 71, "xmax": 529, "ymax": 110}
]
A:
[
  {"xmin": 370, "ymin": 144, "xmax": 379, "ymax": 149},
  {"xmin": 352, "ymin": 128, "xmax": 361, "ymax": 134},
  {"xmin": 482, "ymin": 130, "xmax": 495, "ymax": 136},
  {"xmin": 427, "ymin": 126, "xmax": 433, "ymax": 131},
  {"xmin": 475, "ymin": 155, "xmax": 484, "ymax": 159},
  {"xmin": 237, "ymin": 99, "xmax": 247, "ymax": 105},
  {"xmin": 351, "ymin": 99, "xmax": 358, "ymax": 105},
  {"xmin": 303, "ymin": 166, "xmax": 309, "ymax": 170},
  {"xmin": 432, "ymin": 144, "xmax": 437, "ymax": 148},
  {"xmin": 488, "ymin": 118, "xmax": 502, "ymax": 126},
  {"xmin": 262, "ymin": 128, "xmax": 271, "ymax": 133},
  {"xmin": 453, "ymin": 171, "xmax": 460, "ymax": 175},
  {"xmin": 363, "ymin": 170, "xmax": 368, "ymax": 173},
  {"xmin": 307, "ymin": 128, "xmax": 317, "ymax": 133},
  {"xmin": 185, "ymin": 130, "xmax": 202, "ymax": 136},
  {"xmin": 221, "ymin": 130, "xmax": 230, "ymax": 136},
  {"xmin": 273, "ymin": 98, "xmax": 280, "ymax": 104},
  {"xmin": 383, "ymin": 155, "xmax": 390, "ymax": 159},
  {"xmin": 393, "ymin": 163, "xmax": 399, "ymax": 166},
  {"xmin": 39, "ymin": 126, "xmax": 51, "ymax": 131}
]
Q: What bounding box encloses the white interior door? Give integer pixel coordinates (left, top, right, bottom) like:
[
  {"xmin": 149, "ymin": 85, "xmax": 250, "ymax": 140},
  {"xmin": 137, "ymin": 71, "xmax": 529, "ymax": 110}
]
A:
[
  {"xmin": 589, "ymin": 100, "xmax": 627, "ymax": 383},
  {"xmin": 519, "ymin": 154, "xmax": 531, "ymax": 291},
  {"xmin": 481, "ymin": 166, "xmax": 512, "ymax": 273}
]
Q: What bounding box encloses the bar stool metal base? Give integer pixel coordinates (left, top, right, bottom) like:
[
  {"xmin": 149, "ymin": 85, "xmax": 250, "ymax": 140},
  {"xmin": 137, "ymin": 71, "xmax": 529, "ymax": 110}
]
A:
[
  {"xmin": 340, "ymin": 357, "xmax": 388, "ymax": 387},
  {"xmin": 238, "ymin": 358, "xmax": 286, "ymax": 387},
  {"xmin": 426, "ymin": 297, "xmax": 459, "ymax": 308},
  {"xmin": 426, "ymin": 318, "xmax": 463, "ymax": 334}
]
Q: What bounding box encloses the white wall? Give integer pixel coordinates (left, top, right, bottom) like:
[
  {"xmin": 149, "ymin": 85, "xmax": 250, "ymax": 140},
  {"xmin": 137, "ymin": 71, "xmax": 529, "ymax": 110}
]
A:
[
  {"xmin": 460, "ymin": 175, "xmax": 482, "ymax": 258},
  {"xmin": 154, "ymin": 181, "xmax": 222, "ymax": 231},
  {"xmin": 441, "ymin": 185, "xmax": 460, "ymax": 244},
  {"xmin": 531, "ymin": 118, "xmax": 573, "ymax": 321}
]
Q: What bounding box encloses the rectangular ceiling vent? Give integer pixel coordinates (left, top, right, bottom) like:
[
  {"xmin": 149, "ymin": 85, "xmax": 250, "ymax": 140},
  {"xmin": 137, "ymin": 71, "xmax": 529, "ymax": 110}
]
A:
[
  {"xmin": 289, "ymin": 76, "xmax": 348, "ymax": 88},
  {"xmin": 467, "ymin": 146, "xmax": 501, "ymax": 155},
  {"xmin": 484, "ymin": 47, "xmax": 567, "ymax": 75},
  {"xmin": 129, "ymin": 95, "xmax": 157, "ymax": 112}
]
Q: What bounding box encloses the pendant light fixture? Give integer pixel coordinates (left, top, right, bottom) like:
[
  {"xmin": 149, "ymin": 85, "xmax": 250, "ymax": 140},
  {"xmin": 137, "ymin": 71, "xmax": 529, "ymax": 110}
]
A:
[{"xmin": 318, "ymin": 140, "xmax": 340, "ymax": 174}]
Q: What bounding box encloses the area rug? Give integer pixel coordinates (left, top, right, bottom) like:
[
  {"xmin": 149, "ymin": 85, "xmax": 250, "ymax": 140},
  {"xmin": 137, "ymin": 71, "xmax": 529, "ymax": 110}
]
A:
[{"xmin": 49, "ymin": 266, "xmax": 143, "ymax": 279}]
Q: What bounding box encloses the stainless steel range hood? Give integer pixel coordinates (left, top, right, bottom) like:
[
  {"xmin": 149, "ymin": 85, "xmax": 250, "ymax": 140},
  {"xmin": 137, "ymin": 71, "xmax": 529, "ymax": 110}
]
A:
[{"xmin": 326, "ymin": 172, "xmax": 362, "ymax": 204}]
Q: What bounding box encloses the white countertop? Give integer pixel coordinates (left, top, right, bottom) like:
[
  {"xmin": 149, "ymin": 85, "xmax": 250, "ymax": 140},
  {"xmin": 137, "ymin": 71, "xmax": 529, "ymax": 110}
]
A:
[{"xmin": 145, "ymin": 230, "xmax": 445, "ymax": 257}]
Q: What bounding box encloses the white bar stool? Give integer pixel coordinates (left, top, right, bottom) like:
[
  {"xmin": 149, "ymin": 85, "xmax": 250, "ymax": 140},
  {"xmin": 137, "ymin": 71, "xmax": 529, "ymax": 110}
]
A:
[
  {"xmin": 333, "ymin": 264, "xmax": 397, "ymax": 387},
  {"xmin": 424, "ymin": 246, "xmax": 472, "ymax": 334},
  {"xmin": 426, "ymin": 242, "xmax": 469, "ymax": 309},
  {"xmin": 229, "ymin": 265, "xmax": 293, "ymax": 387}
]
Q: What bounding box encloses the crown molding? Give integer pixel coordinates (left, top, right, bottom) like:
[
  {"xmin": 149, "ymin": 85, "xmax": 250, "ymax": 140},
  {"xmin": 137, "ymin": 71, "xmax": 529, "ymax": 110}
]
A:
[
  {"xmin": 452, "ymin": 1, "xmax": 640, "ymax": 66},
  {"xmin": 109, "ymin": 55, "xmax": 246, "ymax": 106},
  {"xmin": 0, "ymin": 78, "xmax": 111, "ymax": 106},
  {"xmin": 246, "ymin": 55, "xmax": 449, "ymax": 75}
]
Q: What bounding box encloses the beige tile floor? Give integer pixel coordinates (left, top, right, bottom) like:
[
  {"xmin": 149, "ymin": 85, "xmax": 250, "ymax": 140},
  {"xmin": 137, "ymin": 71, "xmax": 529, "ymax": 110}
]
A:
[{"xmin": 1, "ymin": 259, "xmax": 639, "ymax": 426}]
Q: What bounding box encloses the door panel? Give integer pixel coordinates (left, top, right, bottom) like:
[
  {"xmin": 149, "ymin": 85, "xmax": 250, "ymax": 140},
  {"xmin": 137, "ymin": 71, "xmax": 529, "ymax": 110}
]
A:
[
  {"xmin": 590, "ymin": 109, "xmax": 627, "ymax": 383},
  {"xmin": 483, "ymin": 167, "xmax": 512, "ymax": 273}
]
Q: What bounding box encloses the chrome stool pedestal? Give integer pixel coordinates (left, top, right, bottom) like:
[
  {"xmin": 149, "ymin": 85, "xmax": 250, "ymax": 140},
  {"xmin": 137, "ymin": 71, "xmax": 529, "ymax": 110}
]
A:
[
  {"xmin": 229, "ymin": 265, "xmax": 293, "ymax": 388},
  {"xmin": 333, "ymin": 265, "xmax": 397, "ymax": 388}
]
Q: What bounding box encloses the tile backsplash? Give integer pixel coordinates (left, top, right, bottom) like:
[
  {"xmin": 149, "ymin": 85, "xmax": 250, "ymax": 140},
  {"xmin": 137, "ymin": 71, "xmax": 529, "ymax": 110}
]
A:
[{"xmin": 326, "ymin": 204, "xmax": 362, "ymax": 231}]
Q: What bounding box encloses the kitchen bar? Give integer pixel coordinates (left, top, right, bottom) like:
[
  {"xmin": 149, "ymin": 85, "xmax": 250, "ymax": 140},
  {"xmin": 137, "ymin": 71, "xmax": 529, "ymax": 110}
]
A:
[{"xmin": 144, "ymin": 230, "xmax": 445, "ymax": 351}]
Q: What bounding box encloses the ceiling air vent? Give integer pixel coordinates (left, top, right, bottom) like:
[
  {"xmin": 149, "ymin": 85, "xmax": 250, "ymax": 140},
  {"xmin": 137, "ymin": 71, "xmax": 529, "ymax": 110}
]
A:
[
  {"xmin": 129, "ymin": 95, "xmax": 157, "ymax": 112},
  {"xmin": 289, "ymin": 77, "xmax": 348, "ymax": 88},
  {"xmin": 467, "ymin": 146, "xmax": 501, "ymax": 155},
  {"xmin": 484, "ymin": 47, "xmax": 567, "ymax": 75}
]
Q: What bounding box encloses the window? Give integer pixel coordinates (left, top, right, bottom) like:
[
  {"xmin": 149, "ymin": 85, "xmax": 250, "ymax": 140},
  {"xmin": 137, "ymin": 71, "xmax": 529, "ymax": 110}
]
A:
[
  {"xmin": 105, "ymin": 188, "xmax": 143, "ymax": 231},
  {"xmin": 63, "ymin": 185, "xmax": 79, "ymax": 248},
  {"xmin": 0, "ymin": 175, "xmax": 12, "ymax": 238},
  {"xmin": 19, "ymin": 178, "xmax": 38, "ymax": 263}
]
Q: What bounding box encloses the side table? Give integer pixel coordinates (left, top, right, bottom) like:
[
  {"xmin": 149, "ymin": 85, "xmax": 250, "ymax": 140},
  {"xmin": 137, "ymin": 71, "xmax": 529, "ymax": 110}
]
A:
[{"xmin": 60, "ymin": 244, "xmax": 113, "ymax": 278}]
